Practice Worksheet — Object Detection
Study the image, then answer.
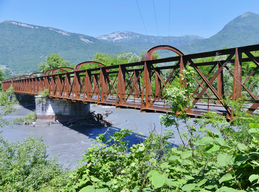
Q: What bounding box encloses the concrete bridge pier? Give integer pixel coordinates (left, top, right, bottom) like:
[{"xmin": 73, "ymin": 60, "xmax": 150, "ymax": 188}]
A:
[{"xmin": 35, "ymin": 96, "xmax": 90, "ymax": 122}]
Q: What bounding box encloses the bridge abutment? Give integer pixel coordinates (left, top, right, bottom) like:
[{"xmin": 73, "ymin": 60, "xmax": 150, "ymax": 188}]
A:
[{"xmin": 35, "ymin": 96, "xmax": 90, "ymax": 122}]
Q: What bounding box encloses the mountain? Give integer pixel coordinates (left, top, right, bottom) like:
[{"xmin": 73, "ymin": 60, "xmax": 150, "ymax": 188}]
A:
[
  {"xmin": 97, "ymin": 31, "xmax": 203, "ymax": 45},
  {"xmin": 1, "ymin": 12, "xmax": 259, "ymax": 71},
  {"xmin": 0, "ymin": 20, "xmax": 139, "ymax": 71},
  {"xmin": 178, "ymin": 12, "xmax": 259, "ymax": 53},
  {"xmin": 0, "ymin": 21, "xmax": 203, "ymax": 71},
  {"xmin": 97, "ymin": 31, "xmax": 204, "ymax": 56}
]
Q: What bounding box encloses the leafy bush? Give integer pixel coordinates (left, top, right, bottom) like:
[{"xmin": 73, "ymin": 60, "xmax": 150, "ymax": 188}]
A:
[
  {"xmin": 13, "ymin": 112, "xmax": 37, "ymax": 125},
  {"xmin": 0, "ymin": 134, "xmax": 69, "ymax": 191},
  {"xmin": 65, "ymin": 67, "xmax": 259, "ymax": 191},
  {"xmin": 24, "ymin": 112, "xmax": 36, "ymax": 124},
  {"xmin": 0, "ymin": 85, "xmax": 17, "ymax": 127},
  {"xmin": 64, "ymin": 111, "xmax": 259, "ymax": 192},
  {"xmin": 12, "ymin": 117, "xmax": 25, "ymax": 125}
]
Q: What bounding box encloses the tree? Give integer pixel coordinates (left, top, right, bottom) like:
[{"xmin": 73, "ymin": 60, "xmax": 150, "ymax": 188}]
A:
[
  {"xmin": 0, "ymin": 69, "xmax": 4, "ymax": 81},
  {"xmin": 128, "ymin": 54, "xmax": 141, "ymax": 63},
  {"xmin": 93, "ymin": 52, "xmax": 132, "ymax": 67},
  {"xmin": 38, "ymin": 54, "xmax": 70, "ymax": 72}
]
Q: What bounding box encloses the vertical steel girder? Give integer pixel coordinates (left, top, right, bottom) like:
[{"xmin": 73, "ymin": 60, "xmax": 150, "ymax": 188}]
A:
[{"xmin": 232, "ymin": 48, "xmax": 242, "ymax": 100}]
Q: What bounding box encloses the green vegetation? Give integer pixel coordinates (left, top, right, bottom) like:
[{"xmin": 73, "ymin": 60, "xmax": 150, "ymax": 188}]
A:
[
  {"xmin": 0, "ymin": 86, "xmax": 69, "ymax": 191},
  {"xmin": 63, "ymin": 69, "xmax": 259, "ymax": 191},
  {"xmin": 1, "ymin": 49, "xmax": 259, "ymax": 190},
  {"xmin": 92, "ymin": 52, "xmax": 140, "ymax": 68},
  {"xmin": 13, "ymin": 112, "xmax": 36, "ymax": 125},
  {"xmin": 38, "ymin": 54, "xmax": 72, "ymax": 72},
  {"xmin": 64, "ymin": 105, "xmax": 259, "ymax": 191},
  {"xmin": 0, "ymin": 85, "xmax": 17, "ymax": 127},
  {"xmin": 38, "ymin": 89, "xmax": 49, "ymax": 97},
  {"xmin": 0, "ymin": 134, "xmax": 69, "ymax": 191}
]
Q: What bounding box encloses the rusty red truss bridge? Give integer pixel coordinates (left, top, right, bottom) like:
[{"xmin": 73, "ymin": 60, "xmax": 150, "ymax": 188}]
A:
[{"xmin": 2, "ymin": 44, "xmax": 259, "ymax": 120}]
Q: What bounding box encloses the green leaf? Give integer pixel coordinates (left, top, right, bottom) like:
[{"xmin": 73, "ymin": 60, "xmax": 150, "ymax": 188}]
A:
[
  {"xmin": 182, "ymin": 183, "xmax": 196, "ymax": 191},
  {"xmin": 161, "ymin": 162, "xmax": 170, "ymax": 169},
  {"xmin": 79, "ymin": 185, "xmax": 95, "ymax": 192},
  {"xmin": 143, "ymin": 188, "xmax": 154, "ymax": 192},
  {"xmin": 249, "ymin": 123, "xmax": 259, "ymax": 128},
  {"xmin": 250, "ymin": 152, "xmax": 259, "ymax": 156},
  {"xmin": 215, "ymin": 138, "xmax": 227, "ymax": 146},
  {"xmin": 151, "ymin": 171, "xmax": 166, "ymax": 189},
  {"xmin": 185, "ymin": 175, "xmax": 195, "ymax": 181},
  {"xmin": 90, "ymin": 176, "xmax": 101, "ymax": 182},
  {"xmin": 249, "ymin": 174, "xmax": 259, "ymax": 183},
  {"xmin": 237, "ymin": 143, "xmax": 247, "ymax": 151},
  {"xmin": 199, "ymin": 189, "xmax": 211, "ymax": 192},
  {"xmin": 217, "ymin": 153, "xmax": 232, "ymax": 167},
  {"xmin": 219, "ymin": 173, "xmax": 233, "ymax": 184},
  {"xmin": 169, "ymin": 155, "xmax": 179, "ymax": 161},
  {"xmin": 206, "ymin": 144, "xmax": 220, "ymax": 153},
  {"xmin": 95, "ymin": 189, "xmax": 109, "ymax": 192},
  {"xmin": 197, "ymin": 179, "xmax": 207, "ymax": 186},
  {"xmin": 249, "ymin": 128, "xmax": 259, "ymax": 134},
  {"xmin": 235, "ymin": 155, "xmax": 248, "ymax": 162},
  {"xmin": 216, "ymin": 186, "xmax": 246, "ymax": 192},
  {"xmin": 181, "ymin": 151, "xmax": 192, "ymax": 159},
  {"xmin": 165, "ymin": 178, "xmax": 179, "ymax": 187},
  {"xmin": 195, "ymin": 137, "xmax": 214, "ymax": 145}
]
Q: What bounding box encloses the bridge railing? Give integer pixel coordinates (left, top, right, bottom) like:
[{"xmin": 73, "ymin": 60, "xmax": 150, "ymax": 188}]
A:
[{"xmin": 3, "ymin": 44, "xmax": 259, "ymax": 119}]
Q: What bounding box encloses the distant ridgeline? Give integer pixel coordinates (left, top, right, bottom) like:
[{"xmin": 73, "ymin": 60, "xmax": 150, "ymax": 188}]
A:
[{"xmin": 0, "ymin": 12, "xmax": 259, "ymax": 71}]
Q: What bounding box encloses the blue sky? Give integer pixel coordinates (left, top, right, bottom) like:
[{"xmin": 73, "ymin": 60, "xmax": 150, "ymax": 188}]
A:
[{"xmin": 0, "ymin": 0, "xmax": 259, "ymax": 38}]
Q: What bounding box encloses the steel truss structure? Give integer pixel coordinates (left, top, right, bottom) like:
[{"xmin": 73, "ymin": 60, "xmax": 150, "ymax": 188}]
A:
[{"xmin": 2, "ymin": 44, "xmax": 259, "ymax": 120}]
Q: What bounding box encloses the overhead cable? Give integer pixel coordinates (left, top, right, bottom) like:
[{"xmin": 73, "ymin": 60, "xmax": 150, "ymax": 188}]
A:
[
  {"xmin": 169, "ymin": 0, "xmax": 171, "ymax": 45},
  {"xmin": 136, "ymin": 0, "xmax": 148, "ymax": 35},
  {"xmin": 152, "ymin": 0, "xmax": 159, "ymax": 36}
]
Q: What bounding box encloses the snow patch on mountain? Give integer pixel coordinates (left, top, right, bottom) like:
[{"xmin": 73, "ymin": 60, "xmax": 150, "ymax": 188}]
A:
[
  {"xmin": 7, "ymin": 20, "xmax": 38, "ymax": 29},
  {"xmin": 97, "ymin": 31, "xmax": 139, "ymax": 42},
  {"xmin": 49, "ymin": 28, "xmax": 70, "ymax": 36},
  {"xmin": 80, "ymin": 36, "xmax": 93, "ymax": 43}
]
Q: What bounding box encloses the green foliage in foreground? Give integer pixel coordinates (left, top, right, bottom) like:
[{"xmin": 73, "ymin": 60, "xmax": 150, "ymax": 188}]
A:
[
  {"xmin": 1, "ymin": 66, "xmax": 259, "ymax": 191},
  {"xmin": 0, "ymin": 134, "xmax": 70, "ymax": 191},
  {"xmin": 65, "ymin": 67, "xmax": 259, "ymax": 191},
  {"xmin": 64, "ymin": 112, "xmax": 259, "ymax": 192},
  {"xmin": 0, "ymin": 86, "xmax": 17, "ymax": 127}
]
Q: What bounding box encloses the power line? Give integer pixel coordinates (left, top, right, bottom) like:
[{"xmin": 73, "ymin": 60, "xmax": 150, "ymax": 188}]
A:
[
  {"xmin": 152, "ymin": 0, "xmax": 159, "ymax": 36},
  {"xmin": 136, "ymin": 0, "xmax": 148, "ymax": 35},
  {"xmin": 169, "ymin": 0, "xmax": 171, "ymax": 45}
]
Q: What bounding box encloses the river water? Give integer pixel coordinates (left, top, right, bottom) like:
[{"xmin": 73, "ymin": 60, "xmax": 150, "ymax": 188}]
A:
[{"xmin": 1, "ymin": 104, "xmax": 183, "ymax": 170}]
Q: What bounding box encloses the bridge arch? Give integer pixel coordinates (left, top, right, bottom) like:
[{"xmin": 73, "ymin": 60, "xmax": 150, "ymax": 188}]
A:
[
  {"xmin": 29, "ymin": 72, "xmax": 44, "ymax": 78},
  {"xmin": 44, "ymin": 67, "xmax": 73, "ymax": 76},
  {"xmin": 141, "ymin": 45, "xmax": 184, "ymax": 61},
  {"xmin": 74, "ymin": 61, "xmax": 106, "ymax": 71},
  {"xmin": 17, "ymin": 75, "xmax": 30, "ymax": 80},
  {"xmin": 52, "ymin": 67, "xmax": 74, "ymax": 75}
]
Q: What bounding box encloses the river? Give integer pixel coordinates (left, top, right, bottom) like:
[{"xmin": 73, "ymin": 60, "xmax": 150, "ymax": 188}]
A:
[{"xmin": 1, "ymin": 104, "xmax": 183, "ymax": 170}]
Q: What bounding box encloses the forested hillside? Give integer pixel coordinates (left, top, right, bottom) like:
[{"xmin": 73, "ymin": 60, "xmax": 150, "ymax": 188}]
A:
[{"xmin": 1, "ymin": 12, "xmax": 259, "ymax": 72}]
